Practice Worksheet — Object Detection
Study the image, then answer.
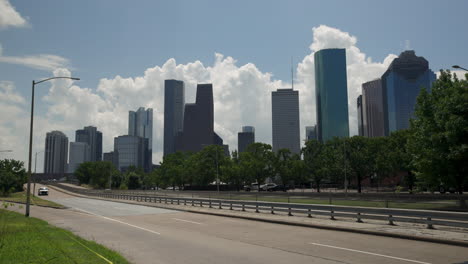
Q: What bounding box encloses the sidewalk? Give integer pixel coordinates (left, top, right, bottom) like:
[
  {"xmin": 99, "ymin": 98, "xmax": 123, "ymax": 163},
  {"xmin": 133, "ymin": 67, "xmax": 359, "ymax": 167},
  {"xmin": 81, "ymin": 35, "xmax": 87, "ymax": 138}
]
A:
[{"xmin": 48, "ymin": 184, "xmax": 468, "ymax": 247}]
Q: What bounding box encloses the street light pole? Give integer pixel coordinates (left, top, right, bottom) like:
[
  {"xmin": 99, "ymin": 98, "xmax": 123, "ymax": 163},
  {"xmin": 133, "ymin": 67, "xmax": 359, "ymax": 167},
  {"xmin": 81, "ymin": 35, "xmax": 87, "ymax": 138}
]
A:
[
  {"xmin": 25, "ymin": 76, "xmax": 79, "ymax": 217},
  {"xmin": 216, "ymin": 147, "xmax": 219, "ymax": 194},
  {"xmin": 33, "ymin": 150, "xmax": 44, "ymax": 196},
  {"xmin": 452, "ymin": 65, "xmax": 468, "ymax": 72}
]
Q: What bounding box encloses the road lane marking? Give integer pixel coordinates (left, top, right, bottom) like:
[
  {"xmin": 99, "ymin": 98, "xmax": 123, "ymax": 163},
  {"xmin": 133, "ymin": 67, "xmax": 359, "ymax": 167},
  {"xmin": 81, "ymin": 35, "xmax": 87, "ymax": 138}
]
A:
[
  {"xmin": 75, "ymin": 208, "xmax": 161, "ymax": 235},
  {"xmin": 65, "ymin": 233, "xmax": 113, "ymax": 264},
  {"xmin": 308, "ymin": 243, "xmax": 431, "ymax": 264},
  {"xmin": 173, "ymin": 218, "xmax": 204, "ymax": 225}
]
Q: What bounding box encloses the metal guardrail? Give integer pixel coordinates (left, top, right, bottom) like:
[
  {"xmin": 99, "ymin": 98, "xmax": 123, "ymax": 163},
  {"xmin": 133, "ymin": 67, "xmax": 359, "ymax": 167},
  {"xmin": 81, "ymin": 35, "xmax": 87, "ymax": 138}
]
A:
[{"xmin": 54, "ymin": 183, "xmax": 468, "ymax": 230}]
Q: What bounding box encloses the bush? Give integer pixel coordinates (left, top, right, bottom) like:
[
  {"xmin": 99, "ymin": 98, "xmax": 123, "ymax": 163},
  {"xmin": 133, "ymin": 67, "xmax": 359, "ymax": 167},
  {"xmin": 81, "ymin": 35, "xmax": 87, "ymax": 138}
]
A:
[{"xmin": 0, "ymin": 159, "xmax": 27, "ymax": 197}]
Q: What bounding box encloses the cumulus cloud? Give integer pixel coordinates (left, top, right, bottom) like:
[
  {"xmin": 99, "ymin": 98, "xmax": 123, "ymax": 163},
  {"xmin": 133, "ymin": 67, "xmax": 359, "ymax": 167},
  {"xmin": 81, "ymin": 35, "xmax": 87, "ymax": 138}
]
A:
[
  {"xmin": 0, "ymin": 0, "xmax": 27, "ymax": 29},
  {"xmin": 2, "ymin": 25, "xmax": 407, "ymax": 170}
]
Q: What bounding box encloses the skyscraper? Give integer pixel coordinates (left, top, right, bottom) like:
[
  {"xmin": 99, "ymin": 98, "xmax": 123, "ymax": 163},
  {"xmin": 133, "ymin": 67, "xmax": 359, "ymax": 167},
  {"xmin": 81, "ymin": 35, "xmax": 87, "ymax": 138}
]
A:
[
  {"xmin": 362, "ymin": 79, "xmax": 385, "ymax": 137},
  {"xmin": 129, "ymin": 107, "xmax": 153, "ymax": 170},
  {"xmin": 164, "ymin": 80, "xmax": 185, "ymax": 157},
  {"xmin": 238, "ymin": 126, "xmax": 255, "ymax": 153},
  {"xmin": 357, "ymin": 95, "xmax": 364, "ymax": 136},
  {"xmin": 382, "ymin": 50, "xmax": 436, "ymax": 135},
  {"xmin": 75, "ymin": 126, "xmax": 102, "ymax": 161},
  {"xmin": 114, "ymin": 135, "xmax": 148, "ymax": 171},
  {"xmin": 68, "ymin": 142, "xmax": 90, "ymax": 173},
  {"xmin": 314, "ymin": 48, "xmax": 349, "ymax": 142},
  {"xmin": 176, "ymin": 84, "xmax": 224, "ymax": 152},
  {"xmin": 305, "ymin": 126, "xmax": 317, "ymax": 141},
  {"xmin": 44, "ymin": 131, "xmax": 68, "ymax": 174},
  {"xmin": 271, "ymin": 89, "xmax": 300, "ymax": 154}
]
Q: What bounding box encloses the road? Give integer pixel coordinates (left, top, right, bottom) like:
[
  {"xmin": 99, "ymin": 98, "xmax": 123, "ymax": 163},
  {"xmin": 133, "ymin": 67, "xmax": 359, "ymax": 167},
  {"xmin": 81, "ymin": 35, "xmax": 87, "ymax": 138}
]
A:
[{"xmin": 21, "ymin": 186, "xmax": 468, "ymax": 264}]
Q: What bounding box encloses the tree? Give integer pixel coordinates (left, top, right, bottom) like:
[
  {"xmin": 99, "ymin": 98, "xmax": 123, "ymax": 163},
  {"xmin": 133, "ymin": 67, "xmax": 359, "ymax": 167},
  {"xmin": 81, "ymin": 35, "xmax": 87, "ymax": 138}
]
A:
[
  {"xmin": 345, "ymin": 136, "xmax": 375, "ymax": 193},
  {"xmin": 75, "ymin": 161, "xmax": 118, "ymax": 189},
  {"xmin": 242, "ymin": 143, "xmax": 274, "ymax": 191},
  {"xmin": 273, "ymin": 148, "xmax": 294, "ymax": 186},
  {"xmin": 303, "ymin": 140, "xmax": 325, "ymax": 192},
  {"xmin": 0, "ymin": 159, "xmax": 27, "ymax": 196},
  {"xmin": 409, "ymin": 70, "xmax": 468, "ymax": 194}
]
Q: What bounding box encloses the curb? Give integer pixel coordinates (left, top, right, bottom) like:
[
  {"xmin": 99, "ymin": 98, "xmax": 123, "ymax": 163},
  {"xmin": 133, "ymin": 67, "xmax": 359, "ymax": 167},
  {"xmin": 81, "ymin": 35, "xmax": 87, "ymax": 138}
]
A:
[
  {"xmin": 0, "ymin": 199, "xmax": 66, "ymax": 209},
  {"xmin": 49, "ymin": 185, "xmax": 468, "ymax": 248}
]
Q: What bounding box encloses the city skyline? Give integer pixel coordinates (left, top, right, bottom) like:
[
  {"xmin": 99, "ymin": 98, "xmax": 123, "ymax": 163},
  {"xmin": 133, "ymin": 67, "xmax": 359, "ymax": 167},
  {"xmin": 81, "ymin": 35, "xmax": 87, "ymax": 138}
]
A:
[{"xmin": 1, "ymin": 1, "xmax": 467, "ymax": 170}]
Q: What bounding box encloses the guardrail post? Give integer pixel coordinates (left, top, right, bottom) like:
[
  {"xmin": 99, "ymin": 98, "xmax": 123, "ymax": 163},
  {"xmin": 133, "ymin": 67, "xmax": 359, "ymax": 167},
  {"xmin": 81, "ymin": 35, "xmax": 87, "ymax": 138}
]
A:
[
  {"xmin": 171, "ymin": 198, "xmax": 174, "ymax": 204},
  {"xmin": 256, "ymin": 204, "xmax": 259, "ymax": 213},
  {"xmin": 200, "ymin": 200, "xmax": 203, "ymax": 207},
  {"xmin": 385, "ymin": 200, "xmax": 389, "ymax": 208},
  {"xmin": 219, "ymin": 201, "xmax": 222, "ymax": 209},
  {"xmin": 308, "ymin": 209, "xmax": 312, "ymax": 218},
  {"xmin": 271, "ymin": 206, "xmax": 274, "ymax": 214},
  {"xmin": 426, "ymin": 217, "xmax": 434, "ymax": 229},
  {"xmin": 356, "ymin": 212, "xmax": 363, "ymax": 223},
  {"xmin": 177, "ymin": 198, "xmax": 180, "ymax": 205},
  {"xmin": 330, "ymin": 209, "xmax": 336, "ymax": 220},
  {"xmin": 288, "ymin": 207, "xmax": 292, "ymax": 216},
  {"xmin": 192, "ymin": 199, "xmax": 194, "ymax": 206},
  {"xmin": 230, "ymin": 202, "xmax": 233, "ymax": 210},
  {"xmin": 242, "ymin": 203, "xmax": 245, "ymax": 211},
  {"xmin": 165, "ymin": 197, "xmax": 168, "ymax": 204},
  {"xmin": 388, "ymin": 215, "xmax": 395, "ymax": 225},
  {"xmin": 184, "ymin": 199, "xmax": 186, "ymax": 205},
  {"xmin": 209, "ymin": 198, "xmax": 212, "ymax": 208}
]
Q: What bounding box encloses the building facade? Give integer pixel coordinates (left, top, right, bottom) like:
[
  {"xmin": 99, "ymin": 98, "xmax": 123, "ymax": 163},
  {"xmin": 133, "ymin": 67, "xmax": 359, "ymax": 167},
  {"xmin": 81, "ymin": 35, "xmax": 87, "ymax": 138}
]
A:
[
  {"xmin": 128, "ymin": 107, "xmax": 153, "ymax": 170},
  {"xmin": 75, "ymin": 126, "xmax": 102, "ymax": 161},
  {"xmin": 68, "ymin": 142, "xmax": 90, "ymax": 173},
  {"xmin": 357, "ymin": 95, "xmax": 364, "ymax": 136},
  {"xmin": 314, "ymin": 48, "xmax": 349, "ymax": 142},
  {"xmin": 164, "ymin": 79, "xmax": 185, "ymax": 157},
  {"xmin": 305, "ymin": 125, "xmax": 317, "ymax": 141},
  {"xmin": 238, "ymin": 126, "xmax": 255, "ymax": 153},
  {"xmin": 362, "ymin": 79, "xmax": 385, "ymax": 137},
  {"xmin": 44, "ymin": 131, "xmax": 68, "ymax": 174},
  {"xmin": 114, "ymin": 135, "xmax": 148, "ymax": 172},
  {"xmin": 382, "ymin": 50, "xmax": 436, "ymax": 135},
  {"xmin": 271, "ymin": 89, "xmax": 300, "ymax": 154}
]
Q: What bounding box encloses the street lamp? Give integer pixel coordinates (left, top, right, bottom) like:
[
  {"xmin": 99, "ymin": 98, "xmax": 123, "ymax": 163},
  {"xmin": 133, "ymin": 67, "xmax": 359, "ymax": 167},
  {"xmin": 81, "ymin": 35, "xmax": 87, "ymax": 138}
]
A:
[
  {"xmin": 452, "ymin": 65, "xmax": 468, "ymax": 71},
  {"xmin": 33, "ymin": 150, "xmax": 45, "ymax": 196},
  {"xmin": 25, "ymin": 76, "xmax": 79, "ymax": 217}
]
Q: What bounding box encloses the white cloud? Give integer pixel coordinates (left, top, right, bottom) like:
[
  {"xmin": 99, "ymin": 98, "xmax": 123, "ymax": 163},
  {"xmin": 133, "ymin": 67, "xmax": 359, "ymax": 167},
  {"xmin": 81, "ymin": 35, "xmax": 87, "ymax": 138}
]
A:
[
  {"xmin": 0, "ymin": 53, "xmax": 70, "ymax": 71},
  {"xmin": 0, "ymin": 0, "xmax": 27, "ymax": 29},
  {"xmin": 1, "ymin": 25, "xmax": 406, "ymax": 170}
]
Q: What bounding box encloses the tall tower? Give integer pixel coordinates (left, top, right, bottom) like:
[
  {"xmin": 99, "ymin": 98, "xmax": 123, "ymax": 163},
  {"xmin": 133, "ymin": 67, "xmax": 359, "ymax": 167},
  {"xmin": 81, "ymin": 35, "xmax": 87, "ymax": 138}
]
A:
[
  {"xmin": 238, "ymin": 126, "xmax": 255, "ymax": 153},
  {"xmin": 314, "ymin": 48, "xmax": 349, "ymax": 142},
  {"xmin": 44, "ymin": 131, "xmax": 68, "ymax": 174},
  {"xmin": 271, "ymin": 89, "xmax": 300, "ymax": 154},
  {"xmin": 381, "ymin": 50, "xmax": 436, "ymax": 135},
  {"xmin": 357, "ymin": 95, "xmax": 364, "ymax": 136},
  {"xmin": 362, "ymin": 79, "xmax": 385, "ymax": 137},
  {"xmin": 164, "ymin": 80, "xmax": 185, "ymax": 157},
  {"xmin": 75, "ymin": 126, "xmax": 102, "ymax": 161},
  {"xmin": 128, "ymin": 107, "xmax": 153, "ymax": 171}
]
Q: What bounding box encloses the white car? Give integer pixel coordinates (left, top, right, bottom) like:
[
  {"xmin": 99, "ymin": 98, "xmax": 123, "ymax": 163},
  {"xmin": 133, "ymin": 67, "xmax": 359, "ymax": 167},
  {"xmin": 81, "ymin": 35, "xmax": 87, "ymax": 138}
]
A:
[{"xmin": 38, "ymin": 187, "xmax": 49, "ymax": 196}]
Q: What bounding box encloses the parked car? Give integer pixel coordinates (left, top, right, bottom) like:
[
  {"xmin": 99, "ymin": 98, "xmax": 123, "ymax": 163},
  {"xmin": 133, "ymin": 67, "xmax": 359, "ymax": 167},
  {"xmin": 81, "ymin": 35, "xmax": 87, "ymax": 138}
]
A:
[
  {"xmin": 260, "ymin": 183, "xmax": 277, "ymax": 191},
  {"xmin": 244, "ymin": 183, "xmax": 259, "ymax": 192},
  {"xmin": 269, "ymin": 185, "xmax": 289, "ymax": 192},
  {"xmin": 38, "ymin": 187, "xmax": 49, "ymax": 196}
]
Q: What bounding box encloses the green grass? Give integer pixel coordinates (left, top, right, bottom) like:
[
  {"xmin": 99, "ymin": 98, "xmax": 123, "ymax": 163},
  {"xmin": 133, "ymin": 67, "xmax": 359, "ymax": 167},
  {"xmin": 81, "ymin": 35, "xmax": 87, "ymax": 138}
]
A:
[
  {"xmin": 0, "ymin": 191, "xmax": 65, "ymax": 208},
  {"xmin": 0, "ymin": 208, "xmax": 130, "ymax": 264},
  {"xmin": 210, "ymin": 195, "xmax": 458, "ymax": 210}
]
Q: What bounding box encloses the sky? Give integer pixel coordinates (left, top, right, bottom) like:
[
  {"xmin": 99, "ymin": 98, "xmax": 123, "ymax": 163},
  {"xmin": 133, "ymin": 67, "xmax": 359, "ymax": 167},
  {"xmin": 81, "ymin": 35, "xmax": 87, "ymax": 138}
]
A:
[{"xmin": 1, "ymin": 0, "xmax": 467, "ymax": 171}]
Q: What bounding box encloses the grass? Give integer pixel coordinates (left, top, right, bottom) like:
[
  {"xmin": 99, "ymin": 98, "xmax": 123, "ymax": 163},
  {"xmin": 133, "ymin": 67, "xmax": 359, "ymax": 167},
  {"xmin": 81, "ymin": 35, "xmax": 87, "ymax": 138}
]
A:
[
  {"xmin": 210, "ymin": 194, "xmax": 459, "ymax": 210},
  {"xmin": 0, "ymin": 208, "xmax": 130, "ymax": 264},
  {"xmin": 0, "ymin": 191, "xmax": 65, "ymax": 208}
]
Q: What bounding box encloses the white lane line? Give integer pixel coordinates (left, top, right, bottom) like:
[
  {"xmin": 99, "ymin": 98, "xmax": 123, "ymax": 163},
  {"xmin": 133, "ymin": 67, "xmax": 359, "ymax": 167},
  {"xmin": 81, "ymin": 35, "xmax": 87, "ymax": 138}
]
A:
[
  {"xmin": 173, "ymin": 218, "xmax": 204, "ymax": 225},
  {"xmin": 308, "ymin": 243, "xmax": 431, "ymax": 264},
  {"xmin": 75, "ymin": 208, "xmax": 161, "ymax": 235}
]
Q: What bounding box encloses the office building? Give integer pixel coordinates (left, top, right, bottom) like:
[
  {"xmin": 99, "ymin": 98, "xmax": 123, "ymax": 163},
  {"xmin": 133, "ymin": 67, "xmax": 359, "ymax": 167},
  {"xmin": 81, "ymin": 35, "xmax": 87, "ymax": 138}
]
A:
[
  {"xmin": 238, "ymin": 126, "xmax": 255, "ymax": 153},
  {"xmin": 382, "ymin": 50, "xmax": 436, "ymax": 135},
  {"xmin": 305, "ymin": 126, "xmax": 317, "ymax": 141},
  {"xmin": 357, "ymin": 95, "xmax": 364, "ymax": 136},
  {"xmin": 75, "ymin": 126, "xmax": 102, "ymax": 161},
  {"xmin": 271, "ymin": 88, "xmax": 300, "ymax": 154},
  {"xmin": 103, "ymin": 151, "xmax": 117, "ymax": 167},
  {"xmin": 44, "ymin": 131, "xmax": 68, "ymax": 174},
  {"xmin": 129, "ymin": 107, "xmax": 153, "ymax": 170},
  {"xmin": 362, "ymin": 79, "xmax": 385, "ymax": 137},
  {"xmin": 176, "ymin": 84, "xmax": 224, "ymax": 152},
  {"xmin": 114, "ymin": 135, "xmax": 149, "ymax": 171},
  {"xmin": 164, "ymin": 79, "xmax": 185, "ymax": 157},
  {"xmin": 314, "ymin": 48, "xmax": 350, "ymax": 142},
  {"xmin": 68, "ymin": 142, "xmax": 90, "ymax": 173}
]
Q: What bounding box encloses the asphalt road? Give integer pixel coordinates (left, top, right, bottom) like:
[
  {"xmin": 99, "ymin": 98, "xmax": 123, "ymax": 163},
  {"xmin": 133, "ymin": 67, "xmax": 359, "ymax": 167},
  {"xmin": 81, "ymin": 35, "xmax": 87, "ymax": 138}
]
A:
[{"xmin": 21, "ymin": 186, "xmax": 468, "ymax": 264}]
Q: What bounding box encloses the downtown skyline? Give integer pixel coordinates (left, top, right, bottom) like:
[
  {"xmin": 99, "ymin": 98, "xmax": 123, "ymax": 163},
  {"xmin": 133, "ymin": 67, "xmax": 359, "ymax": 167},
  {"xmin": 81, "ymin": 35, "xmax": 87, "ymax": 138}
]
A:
[{"xmin": 0, "ymin": 0, "xmax": 467, "ymax": 171}]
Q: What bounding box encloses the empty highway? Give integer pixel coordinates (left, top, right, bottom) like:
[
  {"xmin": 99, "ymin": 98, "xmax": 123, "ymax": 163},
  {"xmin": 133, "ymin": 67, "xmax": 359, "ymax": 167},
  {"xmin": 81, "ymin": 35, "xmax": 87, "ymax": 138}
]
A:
[{"xmin": 18, "ymin": 186, "xmax": 468, "ymax": 264}]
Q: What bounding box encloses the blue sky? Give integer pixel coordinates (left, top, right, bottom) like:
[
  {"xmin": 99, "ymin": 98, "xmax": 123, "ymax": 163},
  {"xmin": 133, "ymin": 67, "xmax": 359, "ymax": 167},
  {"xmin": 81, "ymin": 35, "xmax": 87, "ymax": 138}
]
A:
[{"xmin": 0, "ymin": 0, "xmax": 467, "ymax": 168}]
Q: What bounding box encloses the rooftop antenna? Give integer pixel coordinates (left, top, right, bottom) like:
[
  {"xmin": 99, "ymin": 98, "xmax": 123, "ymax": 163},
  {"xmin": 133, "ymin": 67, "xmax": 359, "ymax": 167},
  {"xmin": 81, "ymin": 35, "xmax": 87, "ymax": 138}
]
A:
[{"xmin": 291, "ymin": 56, "xmax": 294, "ymax": 89}]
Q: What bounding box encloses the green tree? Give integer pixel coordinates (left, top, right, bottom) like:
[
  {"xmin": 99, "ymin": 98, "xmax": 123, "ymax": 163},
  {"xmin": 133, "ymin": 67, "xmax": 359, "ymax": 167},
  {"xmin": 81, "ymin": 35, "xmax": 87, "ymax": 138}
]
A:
[
  {"xmin": 345, "ymin": 136, "xmax": 375, "ymax": 193},
  {"xmin": 409, "ymin": 70, "xmax": 468, "ymax": 194},
  {"xmin": 303, "ymin": 140, "xmax": 325, "ymax": 192},
  {"xmin": 0, "ymin": 159, "xmax": 27, "ymax": 196},
  {"xmin": 75, "ymin": 161, "xmax": 118, "ymax": 189},
  {"xmin": 273, "ymin": 148, "xmax": 294, "ymax": 185},
  {"xmin": 242, "ymin": 143, "xmax": 274, "ymax": 191}
]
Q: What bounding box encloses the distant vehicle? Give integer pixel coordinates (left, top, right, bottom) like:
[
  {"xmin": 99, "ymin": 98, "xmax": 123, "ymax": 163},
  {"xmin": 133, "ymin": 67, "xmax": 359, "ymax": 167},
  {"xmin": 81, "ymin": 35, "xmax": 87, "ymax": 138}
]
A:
[
  {"xmin": 260, "ymin": 183, "xmax": 277, "ymax": 191},
  {"xmin": 165, "ymin": 186, "xmax": 179, "ymax": 191},
  {"xmin": 269, "ymin": 185, "xmax": 289, "ymax": 192},
  {"xmin": 38, "ymin": 187, "xmax": 49, "ymax": 196},
  {"xmin": 244, "ymin": 183, "xmax": 259, "ymax": 192}
]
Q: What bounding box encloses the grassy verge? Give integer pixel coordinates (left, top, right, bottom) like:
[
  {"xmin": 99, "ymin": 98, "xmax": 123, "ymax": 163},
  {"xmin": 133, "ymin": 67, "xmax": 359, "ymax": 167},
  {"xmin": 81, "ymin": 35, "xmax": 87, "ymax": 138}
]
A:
[
  {"xmin": 0, "ymin": 191, "xmax": 65, "ymax": 208},
  {"xmin": 0, "ymin": 207, "xmax": 130, "ymax": 264}
]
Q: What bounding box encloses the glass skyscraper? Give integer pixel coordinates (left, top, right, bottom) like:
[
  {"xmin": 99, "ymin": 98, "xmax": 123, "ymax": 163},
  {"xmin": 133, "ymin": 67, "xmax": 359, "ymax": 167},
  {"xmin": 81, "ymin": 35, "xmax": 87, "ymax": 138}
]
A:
[
  {"xmin": 362, "ymin": 79, "xmax": 385, "ymax": 138},
  {"xmin": 314, "ymin": 48, "xmax": 349, "ymax": 142},
  {"xmin": 271, "ymin": 89, "xmax": 300, "ymax": 154},
  {"xmin": 44, "ymin": 131, "xmax": 68, "ymax": 174},
  {"xmin": 128, "ymin": 107, "xmax": 153, "ymax": 171},
  {"xmin": 382, "ymin": 50, "xmax": 436, "ymax": 135},
  {"xmin": 164, "ymin": 79, "xmax": 185, "ymax": 157}
]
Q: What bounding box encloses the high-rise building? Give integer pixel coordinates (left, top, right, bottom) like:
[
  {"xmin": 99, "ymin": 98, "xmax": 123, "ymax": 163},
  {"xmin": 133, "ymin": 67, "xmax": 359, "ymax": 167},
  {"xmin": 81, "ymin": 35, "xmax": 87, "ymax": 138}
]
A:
[
  {"xmin": 238, "ymin": 126, "xmax": 255, "ymax": 153},
  {"xmin": 305, "ymin": 126, "xmax": 317, "ymax": 141},
  {"xmin": 382, "ymin": 50, "xmax": 436, "ymax": 135},
  {"xmin": 362, "ymin": 79, "xmax": 385, "ymax": 137},
  {"xmin": 357, "ymin": 95, "xmax": 364, "ymax": 136},
  {"xmin": 271, "ymin": 89, "xmax": 300, "ymax": 154},
  {"xmin": 164, "ymin": 80, "xmax": 185, "ymax": 157},
  {"xmin": 68, "ymin": 142, "xmax": 90, "ymax": 173},
  {"xmin": 44, "ymin": 131, "xmax": 68, "ymax": 174},
  {"xmin": 128, "ymin": 107, "xmax": 153, "ymax": 170},
  {"xmin": 114, "ymin": 135, "xmax": 149, "ymax": 171},
  {"xmin": 314, "ymin": 48, "xmax": 349, "ymax": 142},
  {"xmin": 176, "ymin": 84, "xmax": 224, "ymax": 152},
  {"xmin": 103, "ymin": 151, "xmax": 116, "ymax": 165},
  {"xmin": 75, "ymin": 126, "xmax": 102, "ymax": 161}
]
